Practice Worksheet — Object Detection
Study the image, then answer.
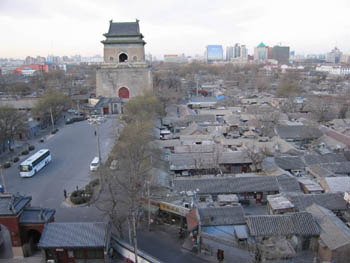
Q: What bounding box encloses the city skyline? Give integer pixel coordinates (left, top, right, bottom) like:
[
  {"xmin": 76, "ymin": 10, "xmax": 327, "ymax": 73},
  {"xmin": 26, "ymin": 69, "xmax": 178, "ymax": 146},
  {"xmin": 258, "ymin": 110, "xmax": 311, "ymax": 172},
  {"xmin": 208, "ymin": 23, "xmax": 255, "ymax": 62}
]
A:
[{"xmin": 1, "ymin": 0, "xmax": 350, "ymax": 59}]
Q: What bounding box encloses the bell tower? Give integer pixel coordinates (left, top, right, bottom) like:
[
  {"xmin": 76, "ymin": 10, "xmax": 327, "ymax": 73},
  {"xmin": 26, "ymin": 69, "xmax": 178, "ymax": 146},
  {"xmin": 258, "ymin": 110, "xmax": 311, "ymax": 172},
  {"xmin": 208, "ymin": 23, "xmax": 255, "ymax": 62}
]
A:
[
  {"xmin": 96, "ymin": 19, "xmax": 152, "ymax": 100},
  {"xmin": 102, "ymin": 19, "xmax": 146, "ymax": 63}
]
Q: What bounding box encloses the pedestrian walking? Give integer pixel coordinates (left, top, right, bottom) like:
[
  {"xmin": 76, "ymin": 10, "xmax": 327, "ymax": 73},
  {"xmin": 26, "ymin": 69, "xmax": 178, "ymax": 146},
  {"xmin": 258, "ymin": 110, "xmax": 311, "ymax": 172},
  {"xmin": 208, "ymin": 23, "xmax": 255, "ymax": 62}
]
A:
[
  {"xmin": 94, "ymin": 131, "xmax": 97, "ymax": 136},
  {"xmin": 63, "ymin": 189, "xmax": 67, "ymax": 199}
]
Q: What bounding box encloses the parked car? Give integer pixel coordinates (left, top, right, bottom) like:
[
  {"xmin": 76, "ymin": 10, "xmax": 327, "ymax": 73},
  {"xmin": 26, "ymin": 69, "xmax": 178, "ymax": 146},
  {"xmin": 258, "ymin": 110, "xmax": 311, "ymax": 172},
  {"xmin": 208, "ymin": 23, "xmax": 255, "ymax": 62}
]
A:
[{"xmin": 65, "ymin": 118, "xmax": 75, "ymax": 125}]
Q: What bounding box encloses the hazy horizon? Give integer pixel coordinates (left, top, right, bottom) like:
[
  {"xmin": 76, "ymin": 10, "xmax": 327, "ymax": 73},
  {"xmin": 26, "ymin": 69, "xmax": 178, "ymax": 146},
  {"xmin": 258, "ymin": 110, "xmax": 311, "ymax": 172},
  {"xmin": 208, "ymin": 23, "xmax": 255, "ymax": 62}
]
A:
[{"xmin": 1, "ymin": 0, "xmax": 350, "ymax": 60}]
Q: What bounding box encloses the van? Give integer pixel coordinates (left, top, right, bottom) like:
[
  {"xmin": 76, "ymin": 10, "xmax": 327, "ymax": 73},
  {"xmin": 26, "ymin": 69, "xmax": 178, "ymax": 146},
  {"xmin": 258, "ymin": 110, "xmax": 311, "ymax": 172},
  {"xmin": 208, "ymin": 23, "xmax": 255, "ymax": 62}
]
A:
[{"xmin": 90, "ymin": 157, "xmax": 100, "ymax": 171}]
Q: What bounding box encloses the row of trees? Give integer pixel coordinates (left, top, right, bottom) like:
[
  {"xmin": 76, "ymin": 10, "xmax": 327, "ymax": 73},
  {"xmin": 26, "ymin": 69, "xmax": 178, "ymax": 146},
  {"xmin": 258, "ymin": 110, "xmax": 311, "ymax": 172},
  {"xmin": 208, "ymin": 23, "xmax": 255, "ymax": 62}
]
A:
[
  {"xmin": 0, "ymin": 106, "xmax": 28, "ymax": 153},
  {"xmin": 0, "ymin": 90, "xmax": 71, "ymax": 155},
  {"xmin": 96, "ymin": 92, "xmax": 162, "ymax": 262}
]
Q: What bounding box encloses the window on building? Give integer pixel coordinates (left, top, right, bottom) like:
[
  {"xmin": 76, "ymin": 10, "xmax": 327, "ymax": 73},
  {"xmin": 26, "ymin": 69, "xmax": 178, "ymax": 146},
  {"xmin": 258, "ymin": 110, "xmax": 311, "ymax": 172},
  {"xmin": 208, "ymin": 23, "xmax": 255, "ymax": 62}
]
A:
[
  {"xmin": 86, "ymin": 249, "xmax": 104, "ymax": 259},
  {"xmin": 119, "ymin": 53, "xmax": 128, "ymax": 62},
  {"xmin": 74, "ymin": 250, "xmax": 84, "ymax": 259},
  {"xmin": 46, "ymin": 249, "xmax": 57, "ymax": 260}
]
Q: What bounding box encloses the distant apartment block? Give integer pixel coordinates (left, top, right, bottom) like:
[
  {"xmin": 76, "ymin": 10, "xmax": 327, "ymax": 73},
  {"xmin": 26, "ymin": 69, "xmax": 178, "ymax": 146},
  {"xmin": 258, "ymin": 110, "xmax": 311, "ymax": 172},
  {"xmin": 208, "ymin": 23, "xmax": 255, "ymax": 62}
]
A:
[
  {"xmin": 326, "ymin": 47, "xmax": 342, "ymax": 63},
  {"xmin": 316, "ymin": 65, "xmax": 350, "ymax": 75},
  {"xmin": 164, "ymin": 54, "xmax": 187, "ymax": 63},
  {"xmin": 254, "ymin": 42, "xmax": 269, "ymax": 62},
  {"xmin": 227, "ymin": 44, "xmax": 248, "ymax": 62},
  {"xmin": 226, "ymin": 46, "xmax": 234, "ymax": 61},
  {"xmin": 271, "ymin": 45, "xmax": 290, "ymax": 64}
]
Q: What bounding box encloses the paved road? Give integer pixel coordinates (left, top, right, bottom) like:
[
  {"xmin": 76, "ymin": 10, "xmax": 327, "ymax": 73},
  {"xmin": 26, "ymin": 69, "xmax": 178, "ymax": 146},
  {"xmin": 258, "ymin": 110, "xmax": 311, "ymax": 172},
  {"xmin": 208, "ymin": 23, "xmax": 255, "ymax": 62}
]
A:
[
  {"xmin": 0, "ymin": 116, "xmax": 207, "ymax": 262},
  {"xmin": 2, "ymin": 116, "xmax": 117, "ymax": 221}
]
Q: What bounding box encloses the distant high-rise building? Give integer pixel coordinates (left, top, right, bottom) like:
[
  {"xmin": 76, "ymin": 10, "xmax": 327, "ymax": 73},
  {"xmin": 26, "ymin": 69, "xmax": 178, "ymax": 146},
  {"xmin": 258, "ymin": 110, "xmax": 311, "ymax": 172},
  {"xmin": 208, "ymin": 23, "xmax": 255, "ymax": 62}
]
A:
[
  {"xmin": 226, "ymin": 46, "xmax": 234, "ymax": 61},
  {"xmin": 341, "ymin": 54, "xmax": 350, "ymax": 64},
  {"xmin": 25, "ymin": 56, "xmax": 35, "ymax": 65},
  {"xmin": 206, "ymin": 45, "xmax": 223, "ymax": 63},
  {"xmin": 234, "ymin": 43, "xmax": 241, "ymax": 58},
  {"xmin": 271, "ymin": 45, "xmax": 290, "ymax": 64},
  {"xmin": 326, "ymin": 47, "xmax": 342, "ymax": 63},
  {"xmin": 36, "ymin": 56, "xmax": 46, "ymax": 64},
  {"xmin": 240, "ymin": 45, "xmax": 248, "ymax": 61},
  {"xmin": 254, "ymin": 42, "xmax": 268, "ymax": 62}
]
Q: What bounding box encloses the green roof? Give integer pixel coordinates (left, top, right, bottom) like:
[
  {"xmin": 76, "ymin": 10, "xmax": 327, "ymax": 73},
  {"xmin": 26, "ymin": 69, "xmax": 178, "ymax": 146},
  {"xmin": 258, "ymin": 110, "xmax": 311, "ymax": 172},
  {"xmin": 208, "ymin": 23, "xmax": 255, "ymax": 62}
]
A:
[{"xmin": 257, "ymin": 42, "xmax": 266, "ymax": 48}]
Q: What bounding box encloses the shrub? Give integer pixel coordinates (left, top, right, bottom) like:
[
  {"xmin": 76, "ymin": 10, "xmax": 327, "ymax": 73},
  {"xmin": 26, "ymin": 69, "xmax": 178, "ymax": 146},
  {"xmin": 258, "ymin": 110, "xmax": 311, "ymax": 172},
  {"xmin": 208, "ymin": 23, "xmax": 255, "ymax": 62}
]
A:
[
  {"xmin": 70, "ymin": 189, "xmax": 92, "ymax": 205},
  {"xmin": 51, "ymin": 129, "xmax": 59, "ymax": 134},
  {"xmin": 21, "ymin": 150, "xmax": 29, "ymax": 155},
  {"xmin": 28, "ymin": 145, "xmax": 35, "ymax": 151},
  {"xmin": 3, "ymin": 162, "xmax": 11, "ymax": 169},
  {"xmin": 13, "ymin": 157, "xmax": 19, "ymax": 163}
]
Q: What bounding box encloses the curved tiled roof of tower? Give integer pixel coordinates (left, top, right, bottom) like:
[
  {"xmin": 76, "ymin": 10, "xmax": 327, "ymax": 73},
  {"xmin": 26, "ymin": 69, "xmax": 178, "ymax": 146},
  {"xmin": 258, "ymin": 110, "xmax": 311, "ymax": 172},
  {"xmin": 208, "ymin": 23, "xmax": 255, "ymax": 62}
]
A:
[{"xmin": 108, "ymin": 22, "xmax": 140, "ymax": 35}]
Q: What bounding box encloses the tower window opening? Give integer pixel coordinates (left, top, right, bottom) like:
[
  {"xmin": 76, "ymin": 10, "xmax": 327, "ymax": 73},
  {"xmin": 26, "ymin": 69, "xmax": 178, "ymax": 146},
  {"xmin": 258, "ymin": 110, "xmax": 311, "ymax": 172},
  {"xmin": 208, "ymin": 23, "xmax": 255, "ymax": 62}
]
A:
[{"xmin": 119, "ymin": 53, "xmax": 128, "ymax": 63}]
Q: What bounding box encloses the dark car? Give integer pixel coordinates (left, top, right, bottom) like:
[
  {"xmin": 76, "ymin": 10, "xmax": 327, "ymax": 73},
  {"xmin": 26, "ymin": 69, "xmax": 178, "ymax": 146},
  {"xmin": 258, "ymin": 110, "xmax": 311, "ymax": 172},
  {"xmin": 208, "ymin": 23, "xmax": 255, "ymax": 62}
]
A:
[
  {"xmin": 65, "ymin": 118, "xmax": 75, "ymax": 125},
  {"xmin": 73, "ymin": 116, "xmax": 86, "ymax": 122}
]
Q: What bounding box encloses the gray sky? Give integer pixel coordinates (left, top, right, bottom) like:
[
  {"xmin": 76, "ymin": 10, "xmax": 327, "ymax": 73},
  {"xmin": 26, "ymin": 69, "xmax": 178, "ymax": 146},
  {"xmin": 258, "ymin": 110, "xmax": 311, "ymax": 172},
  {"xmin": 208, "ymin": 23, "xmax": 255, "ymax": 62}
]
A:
[{"xmin": 1, "ymin": 0, "xmax": 350, "ymax": 59}]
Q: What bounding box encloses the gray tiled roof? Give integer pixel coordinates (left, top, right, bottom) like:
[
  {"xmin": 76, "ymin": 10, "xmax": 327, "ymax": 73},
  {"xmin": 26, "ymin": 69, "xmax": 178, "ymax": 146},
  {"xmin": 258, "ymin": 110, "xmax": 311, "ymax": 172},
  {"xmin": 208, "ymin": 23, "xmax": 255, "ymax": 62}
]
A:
[
  {"xmin": 39, "ymin": 222, "xmax": 108, "ymax": 249},
  {"xmin": 19, "ymin": 208, "xmax": 55, "ymax": 224},
  {"xmin": 169, "ymin": 151, "xmax": 252, "ymax": 170},
  {"xmin": 107, "ymin": 22, "xmax": 140, "ymax": 35},
  {"xmin": 246, "ymin": 212, "xmax": 320, "ymax": 237},
  {"xmin": 198, "ymin": 206, "xmax": 245, "ymax": 226},
  {"xmin": 276, "ymin": 125, "xmax": 322, "ymax": 140},
  {"xmin": 319, "ymin": 162, "xmax": 350, "ymax": 175},
  {"xmin": 288, "ymin": 193, "xmax": 347, "ymax": 212},
  {"xmin": 0, "ymin": 194, "xmax": 31, "ymax": 216},
  {"xmin": 276, "ymin": 175, "xmax": 302, "ymax": 193},
  {"xmin": 180, "ymin": 122, "xmax": 205, "ymax": 136},
  {"xmin": 304, "ymin": 153, "xmax": 348, "ymax": 166},
  {"xmin": 185, "ymin": 114, "xmax": 216, "ymax": 123},
  {"xmin": 274, "ymin": 156, "xmax": 306, "ymax": 170},
  {"xmin": 306, "ymin": 204, "xmax": 350, "ymax": 250},
  {"xmin": 174, "ymin": 175, "xmax": 300, "ymax": 195}
]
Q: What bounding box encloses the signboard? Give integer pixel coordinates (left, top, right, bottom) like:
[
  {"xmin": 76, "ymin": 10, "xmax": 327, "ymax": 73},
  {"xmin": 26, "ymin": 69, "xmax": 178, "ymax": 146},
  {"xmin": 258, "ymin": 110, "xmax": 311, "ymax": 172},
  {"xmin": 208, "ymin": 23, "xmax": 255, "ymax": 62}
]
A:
[{"xmin": 159, "ymin": 202, "xmax": 190, "ymax": 217}]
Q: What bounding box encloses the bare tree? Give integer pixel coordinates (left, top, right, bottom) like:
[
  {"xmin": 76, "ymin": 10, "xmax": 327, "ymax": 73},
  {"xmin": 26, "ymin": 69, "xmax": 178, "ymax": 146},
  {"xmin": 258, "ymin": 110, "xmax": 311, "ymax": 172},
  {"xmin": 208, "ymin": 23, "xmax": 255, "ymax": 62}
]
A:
[
  {"xmin": 96, "ymin": 121, "xmax": 157, "ymax": 263},
  {"xmin": 32, "ymin": 90, "xmax": 70, "ymax": 127},
  {"xmin": 309, "ymin": 97, "xmax": 337, "ymax": 122},
  {"xmin": 244, "ymin": 141, "xmax": 264, "ymax": 172},
  {"xmin": 0, "ymin": 106, "xmax": 28, "ymax": 153}
]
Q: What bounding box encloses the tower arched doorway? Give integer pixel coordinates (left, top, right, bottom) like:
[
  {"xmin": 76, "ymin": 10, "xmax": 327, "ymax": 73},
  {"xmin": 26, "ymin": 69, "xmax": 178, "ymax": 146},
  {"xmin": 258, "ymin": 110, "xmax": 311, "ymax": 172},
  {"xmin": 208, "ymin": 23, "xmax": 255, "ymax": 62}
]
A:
[
  {"xmin": 119, "ymin": 53, "xmax": 128, "ymax": 63},
  {"xmin": 118, "ymin": 87, "xmax": 130, "ymax": 99}
]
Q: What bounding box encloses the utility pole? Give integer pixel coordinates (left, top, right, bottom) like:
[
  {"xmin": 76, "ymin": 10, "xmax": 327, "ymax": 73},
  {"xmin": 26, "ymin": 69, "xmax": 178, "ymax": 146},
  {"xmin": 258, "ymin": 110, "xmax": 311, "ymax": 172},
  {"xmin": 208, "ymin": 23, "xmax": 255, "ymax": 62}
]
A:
[
  {"xmin": 96, "ymin": 123, "xmax": 101, "ymax": 163},
  {"xmin": 132, "ymin": 211, "xmax": 138, "ymax": 263},
  {"xmin": 148, "ymin": 181, "xmax": 151, "ymax": 231}
]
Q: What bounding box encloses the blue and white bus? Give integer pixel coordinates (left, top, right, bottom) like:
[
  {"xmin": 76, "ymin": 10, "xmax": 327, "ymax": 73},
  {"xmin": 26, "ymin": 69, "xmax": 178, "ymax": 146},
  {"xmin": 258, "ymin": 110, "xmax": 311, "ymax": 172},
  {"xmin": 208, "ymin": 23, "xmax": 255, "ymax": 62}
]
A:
[{"xmin": 19, "ymin": 149, "xmax": 51, "ymax": 177}]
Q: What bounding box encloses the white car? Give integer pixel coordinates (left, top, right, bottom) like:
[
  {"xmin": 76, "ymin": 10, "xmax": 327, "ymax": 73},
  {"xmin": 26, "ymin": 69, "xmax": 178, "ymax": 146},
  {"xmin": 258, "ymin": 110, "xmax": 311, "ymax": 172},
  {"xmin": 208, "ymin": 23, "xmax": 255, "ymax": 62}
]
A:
[{"xmin": 90, "ymin": 157, "xmax": 100, "ymax": 171}]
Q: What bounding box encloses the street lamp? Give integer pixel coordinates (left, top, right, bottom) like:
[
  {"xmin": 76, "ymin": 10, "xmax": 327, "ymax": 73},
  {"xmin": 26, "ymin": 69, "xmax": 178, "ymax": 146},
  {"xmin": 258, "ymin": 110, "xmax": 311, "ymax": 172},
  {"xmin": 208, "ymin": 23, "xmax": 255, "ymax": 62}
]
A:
[
  {"xmin": 89, "ymin": 119, "xmax": 102, "ymax": 163},
  {"xmin": 88, "ymin": 118, "xmax": 103, "ymax": 192}
]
